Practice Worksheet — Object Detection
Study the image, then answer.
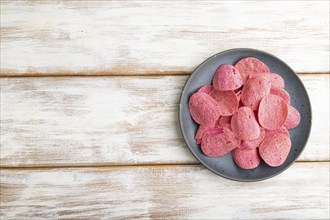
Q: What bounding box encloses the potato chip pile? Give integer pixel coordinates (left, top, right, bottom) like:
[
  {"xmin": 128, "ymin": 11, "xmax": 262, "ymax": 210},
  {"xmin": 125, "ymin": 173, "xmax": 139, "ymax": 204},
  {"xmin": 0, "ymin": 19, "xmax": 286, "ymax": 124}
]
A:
[{"xmin": 189, "ymin": 57, "xmax": 301, "ymax": 169}]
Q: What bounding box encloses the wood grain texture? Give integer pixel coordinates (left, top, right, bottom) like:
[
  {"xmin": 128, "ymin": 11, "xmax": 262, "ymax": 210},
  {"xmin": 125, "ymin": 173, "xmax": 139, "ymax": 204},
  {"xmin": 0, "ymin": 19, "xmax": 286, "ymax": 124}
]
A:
[
  {"xmin": 1, "ymin": 74, "xmax": 329, "ymax": 167},
  {"xmin": 1, "ymin": 1, "xmax": 329, "ymax": 76},
  {"xmin": 1, "ymin": 163, "xmax": 329, "ymax": 219}
]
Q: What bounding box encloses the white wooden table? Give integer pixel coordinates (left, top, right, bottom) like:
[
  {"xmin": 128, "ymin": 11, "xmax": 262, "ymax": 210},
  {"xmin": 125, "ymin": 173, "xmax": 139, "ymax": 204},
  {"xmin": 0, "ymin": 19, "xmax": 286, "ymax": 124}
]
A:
[{"xmin": 1, "ymin": 1, "xmax": 329, "ymax": 219}]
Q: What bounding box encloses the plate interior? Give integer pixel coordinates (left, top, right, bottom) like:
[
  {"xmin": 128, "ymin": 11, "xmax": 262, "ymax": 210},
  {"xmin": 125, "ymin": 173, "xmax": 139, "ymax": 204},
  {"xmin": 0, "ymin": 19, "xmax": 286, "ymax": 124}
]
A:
[{"xmin": 179, "ymin": 48, "xmax": 312, "ymax": 181}]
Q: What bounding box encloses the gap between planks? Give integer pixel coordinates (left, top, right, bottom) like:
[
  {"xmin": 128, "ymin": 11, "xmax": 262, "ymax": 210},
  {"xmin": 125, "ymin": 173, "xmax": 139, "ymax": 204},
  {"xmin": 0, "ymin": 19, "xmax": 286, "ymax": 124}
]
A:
[
  {"xmin": 1, "ymin": 161, "xmax": 329, "ymax": 170},
  {"xmin": 0, "ymin": 71, "xmax": 188, "ymax": 78},
  {"xmin": 0, "ymin": 72, "xmax": 329, "ymax": 78}
]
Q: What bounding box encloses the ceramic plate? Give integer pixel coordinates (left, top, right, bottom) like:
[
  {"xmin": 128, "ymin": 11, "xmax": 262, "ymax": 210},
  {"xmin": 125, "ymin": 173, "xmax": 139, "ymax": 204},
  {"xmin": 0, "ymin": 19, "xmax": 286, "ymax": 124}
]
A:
[{"xmin": 179, "ymin": 48, "xmax": 312, "ymax": 182}]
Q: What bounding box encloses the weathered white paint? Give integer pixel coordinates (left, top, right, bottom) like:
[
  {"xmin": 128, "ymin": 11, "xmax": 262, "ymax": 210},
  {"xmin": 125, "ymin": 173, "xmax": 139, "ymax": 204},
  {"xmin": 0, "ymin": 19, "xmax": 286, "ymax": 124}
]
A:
[
  {"xmin": 1, "ymin": 163, "xmax": 329, "ymax": 219},
  {"xmin": 0, "ymin": 1, "xmax": 329, "ymax": 219},
  {"xmin": 1, "ymin": 75, "xmax": 328, "ymax": 167},
  {"xmin": 1, "ymin": 1, "xmax": 329, "ymax": 75}
]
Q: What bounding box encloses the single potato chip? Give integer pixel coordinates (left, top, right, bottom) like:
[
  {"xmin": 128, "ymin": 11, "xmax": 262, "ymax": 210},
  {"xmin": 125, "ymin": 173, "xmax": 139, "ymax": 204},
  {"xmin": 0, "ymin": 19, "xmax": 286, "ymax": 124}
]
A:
[
  {"xmin": 284, "ymin": 106, "xmax": 301, "ymax": 129},
  {"xmin": 231, "ymin": 106, "xmax": 260, "ymax": 141},
  {"xmin": 213, "ymin": 64, "xmax": 243, "ymax": 91},
  {"xmin": 234, "ymin": 57, "xmax": 270, "ymax": 83},
  {"xmin": 269, "ymin": 73, "xmax": 285, "ymax": 89},
  {"xmin": 258, "ymin": 95, "xmax": 289, "ymax": 130},
  {"xmin": 189, "ymin": 92, "xmax": 220, "ymax": 125},
  {"xmin": 232, "ymin": 148, "xmax": 260, "ymax": 169},
  {"xmin": 259, "ymin": 132, "xmax": 291, "ymax": 167},
  {"xmin": 210, "ymin": 90, "xmax": 239, "ymax": 116}
]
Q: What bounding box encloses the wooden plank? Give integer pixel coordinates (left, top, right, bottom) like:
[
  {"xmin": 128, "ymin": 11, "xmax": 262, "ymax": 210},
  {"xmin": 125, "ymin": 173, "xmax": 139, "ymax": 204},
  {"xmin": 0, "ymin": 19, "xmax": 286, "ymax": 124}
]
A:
[
  {"xmin": 0, "ymin": 163, "xmax": 329, "ymax": 219},
  {"xmin": 1, "ymin": 1, "xmax": 329, "ymax": 76},
  {"xmin": 0, "ymin": 74, "xmax": 328, "ymax": 167}
]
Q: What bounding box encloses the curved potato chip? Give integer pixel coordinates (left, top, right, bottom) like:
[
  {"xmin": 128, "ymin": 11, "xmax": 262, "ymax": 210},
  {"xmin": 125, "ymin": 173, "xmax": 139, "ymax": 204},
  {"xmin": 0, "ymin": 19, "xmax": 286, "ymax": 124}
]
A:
[
  {"xmin": 189, "ymin": 92, "xmax": 220, "ymax": 125},
  {"xmin": 235, "ymin": 57, "xmax": 270, "ymax": 83},
  {"xmin": 232, "ymin": 148, "xmax": 260, "ymax": 169},
  {"xmin": 231, "ymin": 106, "xmax": 260, "ymax": 141},
  {"xmin": 210, "ymin": 90, "xmax": 239, "ymax": 116},
  {"xmin": 284, "ymin": 106, "xmax": 301, "ymax": 129},
  {"xmin": 258, "ymin": 95, "xmax": 289, "ymax": 130},
  {"xmin": 259, "ymin": 132, "xmax": 291, "ymax": 167},
  {"xmin": 213, "ymin": 64, "xmax": 243, "ymax": 91},
  {"xmin": 269, "ymin": 73, "xmax": 285, "ymax": 89}
]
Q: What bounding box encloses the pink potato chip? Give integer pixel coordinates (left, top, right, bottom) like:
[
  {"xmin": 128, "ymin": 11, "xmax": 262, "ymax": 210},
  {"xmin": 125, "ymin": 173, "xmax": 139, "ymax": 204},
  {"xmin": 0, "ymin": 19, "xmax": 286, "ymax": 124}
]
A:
[
  {"xmin": 259, "ymin": 132, "xmax": 291, "ymax": 167},
  {"xmin": 195, "ymin": 124, "xmax": 214, "ymax": 144},
  {"xmin": 234, "ymin": 57, "xmax": 270, "ymax": 83},
  {"xmin": 269, "ymin": 73, "xmax": 285, "ymax": 89},
  {"xmin": 209, "ymin": 90, "xmax": 239, "ymax": 116},
  {"xmin": 270, "ymin": 87, "xmax": 290, "ymax": 105},
  {"xmin": 231, "ymin": 106, "xmax": 260, "ymax": 141},
  {"xmin": 213, "ymin": 64, "xmax": 243, "ymax": 91},
  {"xmin": 198, "ymin": 85, "xmax": 213, "ymax": 94},
  {"xmin": 241, "ymin": 74, "xmax": 271, "ymax": 110},
  {"xmin": 189, "ymin": 92, "xmax": 221, "ymax": 125},
  {"xmin": 241, "ymin": 127, "xmax": 266, "ymax": 150},
  {"xmin": 218, "ymin": 116, "xmax": 232, "ymax": 125},
  {"xmin": 232, "ymin": 148, "xmax": 260, "ymax": 169},
  {"xmin": 284, "ymin": 106, "xmax": 301, "ymax": 129},
  {"xmin": 258, "ymin": 95, "xmax": 289, "ymax": 130},
  {"xmin": 201, "ymin": 127, "xmax": 240, "ymax": 157}
]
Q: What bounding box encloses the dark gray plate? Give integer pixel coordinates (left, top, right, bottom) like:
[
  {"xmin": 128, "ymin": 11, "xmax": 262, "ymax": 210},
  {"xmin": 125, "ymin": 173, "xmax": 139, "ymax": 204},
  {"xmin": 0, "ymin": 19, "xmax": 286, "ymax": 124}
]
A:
[{"xmin": 179, "ymin": 48, "xmax": 312, "ymax": 182}]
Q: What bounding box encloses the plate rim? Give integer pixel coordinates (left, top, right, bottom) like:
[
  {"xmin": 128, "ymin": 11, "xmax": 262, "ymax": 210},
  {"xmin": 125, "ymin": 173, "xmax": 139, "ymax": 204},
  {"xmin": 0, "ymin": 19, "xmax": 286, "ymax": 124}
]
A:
[{"xmin": 178, "ymin": 48, "xmax": 312, "ymax": 182}]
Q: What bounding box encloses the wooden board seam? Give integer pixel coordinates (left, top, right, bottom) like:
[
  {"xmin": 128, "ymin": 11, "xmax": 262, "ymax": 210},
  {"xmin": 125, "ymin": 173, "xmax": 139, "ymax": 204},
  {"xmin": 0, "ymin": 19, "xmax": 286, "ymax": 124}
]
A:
[
  {"xmin": 0, "ymin": 72, "xmax": 329, "ymax": 78},
  {"xmin": 1, "ymin": 161, "xmax": 329, "ymax": 170},
  {"xmin": 1, "ymin": 1, "xmax": 329, "ymax": 75},
  {"xmin": 0, "ymin": 72, "xmax": 189, "ymax": 77}
]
